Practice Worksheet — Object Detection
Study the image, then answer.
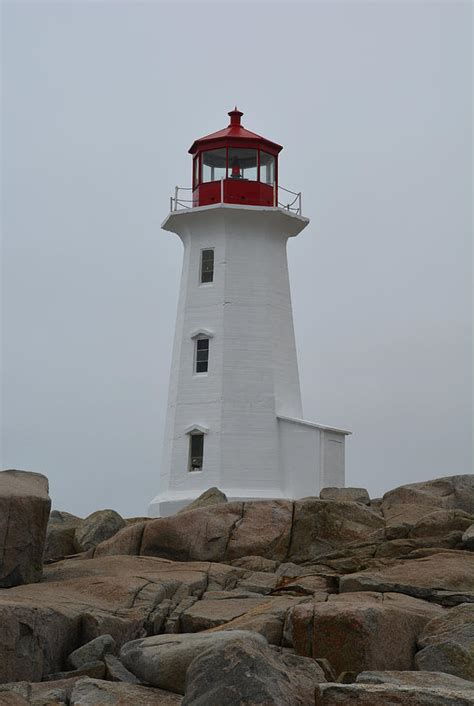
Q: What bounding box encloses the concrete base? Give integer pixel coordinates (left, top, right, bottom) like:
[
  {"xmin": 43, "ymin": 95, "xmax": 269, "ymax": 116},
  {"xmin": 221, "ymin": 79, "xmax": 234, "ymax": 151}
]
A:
[{"xmin": 148, "ymin": 489, "xmax": 290, "ymax": 518}]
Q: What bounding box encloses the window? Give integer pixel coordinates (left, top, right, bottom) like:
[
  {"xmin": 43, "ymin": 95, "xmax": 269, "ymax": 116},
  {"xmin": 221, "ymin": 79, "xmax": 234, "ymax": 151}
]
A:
[
  {"xmin": 200, "ymin": 249, "xmax": 214, "ymax": 284},
  {"xmin": 260, "ymin": 151, "xmax": 275, "ymax": 184},
  {"xmin": 195, "ymin": 338, "xmax": 209, "ymax": 373},
  {"xmin": 228, "ymin": 148, "xmax": 257, "ymax": 181},
  {"xmin": 189, "ymin": 432, "xmax": 204, "ymax": 471},
  {"xmin": 202, "ymin": 148, "xmax": 227, "ymax": 183},
  {"xmin": 193, "ymin": 156, "xmax": 200, "ymax": 187}
]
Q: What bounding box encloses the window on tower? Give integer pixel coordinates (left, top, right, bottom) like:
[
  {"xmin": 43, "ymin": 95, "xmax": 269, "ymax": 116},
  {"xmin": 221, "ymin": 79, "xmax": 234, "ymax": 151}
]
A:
[
  {"xmin": 228, "ymin": 148, "xmax": 257, "ymax": 180},
  {"xmin": 195, "ymin": 337, "xmax": 209, "ymax": 374},
  {"xmin": 202, "ymin": 149, "xmax": 226, "ymax": 183},
  {"xmin": 189, "ymin": 432, "xmax": 204, "ymax": 471},
  {"xmin": 259, "ymin": 151, "xmax": 275, "ymax": 184},
  {"xmin": 200, "ymin": 249, "xmax": 214, "ymax": 283}
]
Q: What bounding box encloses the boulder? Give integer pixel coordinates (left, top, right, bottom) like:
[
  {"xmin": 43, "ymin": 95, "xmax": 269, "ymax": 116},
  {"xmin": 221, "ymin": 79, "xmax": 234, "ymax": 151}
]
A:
[
  {"xmin": 140, "ymin": 503, "xmax": 243, "ymax": 562},
  {"xmin": 69, "ymin": 677, "xmax": 182, "ymax": 705},
  {"xmin": 68, "ymin": 634, "xmax": 116, "ymax": 669},
  {"xmin": 230, "ymin": 555, "xmax": 279, "ymax": 573},
  {"xmin": 382, "ymin": 475, "xmax": 474, "ymax": 534},
  {"xmin": 288, "ymin": 499, "xmax": 384, "ymax": 562},
  {"xmin": 0, "ymin": 469, "xmax": 51, "ymax": 587},
  {"xmin": 94, "ymin": 521, "xmax": 146, "ymax": 557},
  {"xmin": 208, "ymin": 595, "xmax": 308, "ymax": 645},
  {"xmin": 119, "ymin": 630, "xmax": 267, "ymax": 694},
  {"xmin": 104, "ymin": 654, "xmax": 141, "ymax": 684},
  {"xmin": 356, "ymin": 670, "xmax": 474, "ymax": 691},
  {"xmin": 0, "ymin": 555, "xmax": 210, "ymax": 683},
  {"xmin": 46, "ymin": 660, "xmax": 106, "ymax": 681},
  {"xmin": 74, "ymin": 509, "xmax": 125, "ymax": 552},
  {"xmin": 44, "ymin": 510, "xmax": 83, "ymax": 563},
  {"xmin": 320, "ymin": 487, "xmax": 370, "ymax": 504},
  {"xmin": 225, "ymin": 500, "xmax": 293, "ymax": 561},
  {"xmin": 409, "ymin": 510, "xmax": 473, "ymax": 539},
  {"xmin": 339, "ymin": 550, "xmax": 474, "ymax": 605},
  {"xmin": 289, "ymin": 591, "xmax": 442, "ymax": 674},
  {"xmin": 314, "ymin": 682, "xmax": 474, "ymax": 705},
  {"xmin": 178, "ymin": 487, "xmax": 227, "ymax": 513},
  {"xmin": 182, "ymin": 638, "xmax": 326, "ymax": 705},
  {"xmin": 415, "ymin": 603, "xmax": 474, "ymax": 680},
  {"xmin": 179, "ymin": 597, "xmax": 267, "ymax": 632},
  {"xmin": 462, "ymin": 524, "xmax": 474, "ymax": 550}
]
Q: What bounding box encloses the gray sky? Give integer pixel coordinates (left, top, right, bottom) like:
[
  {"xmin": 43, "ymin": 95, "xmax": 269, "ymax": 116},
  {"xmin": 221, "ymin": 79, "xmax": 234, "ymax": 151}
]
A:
[{"xmin": 2, "ymin": 1, "xmax": 472, "ymax": 517}]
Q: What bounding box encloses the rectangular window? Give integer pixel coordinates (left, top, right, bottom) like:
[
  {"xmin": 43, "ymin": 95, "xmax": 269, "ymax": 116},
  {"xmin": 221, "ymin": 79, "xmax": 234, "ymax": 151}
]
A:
[
  {"xmin": 200, "ymin": 249, "xmax": 214, "ymax": 283},
  {"xmin": 228, "ymin": 148, "xmax": 257, "ymax": 181},
  {"xmin": 193, "ymin": 156, "xmax": 200, "ymax": 187},
  {"xmin": 259, "ymin": 151, "xmax": 275, "ymax": 184},
  {"xmin": 189, "ymin": 433, "xmax": 204, "ymax": 471},
  {"xmin": 202, "ymin": 148, "xmax": 227, "ymax": 183},
  {"xmin": 195, "ymin": 338, "xmax": 209, "ymax": 373}
]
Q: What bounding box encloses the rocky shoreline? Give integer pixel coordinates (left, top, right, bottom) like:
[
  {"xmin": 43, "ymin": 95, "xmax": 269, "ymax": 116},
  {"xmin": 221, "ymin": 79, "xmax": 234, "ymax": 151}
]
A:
[{"xmin": 0, "ymin": 470, "xmax": 472, "ymax": 704}]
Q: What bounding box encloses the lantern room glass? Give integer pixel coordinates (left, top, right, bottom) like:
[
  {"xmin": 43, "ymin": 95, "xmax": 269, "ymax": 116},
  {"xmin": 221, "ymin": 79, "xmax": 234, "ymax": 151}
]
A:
[
  {"xmin": 202, "ymin": 148, "xmax": 227, "ymax": 183},
  {"xmin": 259, "ymin": 151, "xmax": 275, "ymax": 185},
  {"xmin": 228, "ymin": 148, "xmax": 258, "ymax": 181}
]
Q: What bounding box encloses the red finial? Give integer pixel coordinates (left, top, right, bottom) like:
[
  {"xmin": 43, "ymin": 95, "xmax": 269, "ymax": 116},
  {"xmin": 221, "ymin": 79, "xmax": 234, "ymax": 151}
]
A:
[{"xmin": 228, "ymin": 107, "xmax": 243, "ymax": 126}]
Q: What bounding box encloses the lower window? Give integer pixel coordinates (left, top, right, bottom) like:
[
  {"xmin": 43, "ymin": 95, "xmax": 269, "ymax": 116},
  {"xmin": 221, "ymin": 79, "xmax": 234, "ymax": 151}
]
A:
[{"xmin": 189, "ymin": 433, "xmax": 204, "ymax": 471}]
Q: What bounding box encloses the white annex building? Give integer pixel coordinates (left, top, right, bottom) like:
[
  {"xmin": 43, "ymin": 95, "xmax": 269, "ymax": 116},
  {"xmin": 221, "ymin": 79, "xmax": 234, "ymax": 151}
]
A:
[{"xmin": 149, "ymin": 109, "xmax": 350, "ymax": 516}]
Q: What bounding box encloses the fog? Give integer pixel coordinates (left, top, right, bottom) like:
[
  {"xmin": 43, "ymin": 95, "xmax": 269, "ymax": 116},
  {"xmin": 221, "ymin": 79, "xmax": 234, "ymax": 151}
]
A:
[{"xmin": 2, "ymin": 1, "xmax": 472, "ymax": 516}]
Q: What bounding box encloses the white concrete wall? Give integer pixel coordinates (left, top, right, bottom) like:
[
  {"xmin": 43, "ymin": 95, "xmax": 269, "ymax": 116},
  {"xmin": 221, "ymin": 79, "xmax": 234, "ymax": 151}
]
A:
[{"xmin": 149, "ymin": 204, "xmax": 350, "ymax": 517}]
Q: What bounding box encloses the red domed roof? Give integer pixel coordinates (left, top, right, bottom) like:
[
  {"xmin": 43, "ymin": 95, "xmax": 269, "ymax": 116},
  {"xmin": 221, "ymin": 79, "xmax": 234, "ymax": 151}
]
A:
[{"xmin": 188, "ymin": 108, "xmax": 283, "ymax": 155}]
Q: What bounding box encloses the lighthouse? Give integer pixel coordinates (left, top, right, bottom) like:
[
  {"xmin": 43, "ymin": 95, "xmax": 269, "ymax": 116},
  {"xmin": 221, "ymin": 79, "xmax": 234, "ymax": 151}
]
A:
[{"xmin": 149, "ymin": 109, "xmax": 350, "ymax": 517}]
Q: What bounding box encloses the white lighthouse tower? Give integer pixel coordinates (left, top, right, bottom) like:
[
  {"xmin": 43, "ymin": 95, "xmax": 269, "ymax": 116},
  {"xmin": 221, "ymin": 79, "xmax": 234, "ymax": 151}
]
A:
[{"xmin": 149, "ymin": 108, "xmax": 350, "ymax": 517}]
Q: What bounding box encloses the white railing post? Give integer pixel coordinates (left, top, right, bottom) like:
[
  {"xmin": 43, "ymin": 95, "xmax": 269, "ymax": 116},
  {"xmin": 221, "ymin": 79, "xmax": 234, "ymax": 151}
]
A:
[
  {"xmin": 174, "ymin": 186, "xmax": 179, "ymax": 211},
  {"xmin": 220, "ymin": 177, "xmax": 224, "ymax": 203}
]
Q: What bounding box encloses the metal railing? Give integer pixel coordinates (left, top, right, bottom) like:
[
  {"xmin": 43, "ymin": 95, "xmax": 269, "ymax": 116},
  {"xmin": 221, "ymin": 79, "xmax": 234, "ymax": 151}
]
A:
[{"xmin": 170, "ymin": 180, "xmax": 303, "ymax": 216}]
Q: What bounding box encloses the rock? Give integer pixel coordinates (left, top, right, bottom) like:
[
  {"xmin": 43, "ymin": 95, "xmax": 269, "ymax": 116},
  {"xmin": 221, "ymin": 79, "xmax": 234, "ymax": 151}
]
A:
[
  {"xmin": 119, "ymin": 630, "xmax": 268, "ymax": 694},
  {"xmin": 0, "ymin": 555, "xmax": 210, "ymax": 683},
  {"xmin": 179, "ymin": 597, "xmax": 267, "ymax": 632},
  {"xmin": 44, "ymin": 510, "xmax": 83, "ymax": 563},
  {"xmin": 382, "ymin": 475, "xmax": 474, "ymax": 533},
  {"xmin": 288, "ymin": 499, "xmax": 384, "ymax": 563},
  {"xmin": 375, "ymin": 532, "xmax": 464, "ymax": 560},
  {"xmin": 209, "ymin": 595, "xmax": 308, "ymax": 645},
  {"xmin": 46, "ymin": 661, "xmax": 106, "ymax": 681},
  {"xmin": 339, "ymin": 550, "xmax": 474, "ymax": 605},
  {"xmin": 462, "ymin": 524, "xmax": 474, "ymax": 550},
  {"xmin": 415, "ymin": 603, "xmax": 474, "ymax": 680},
  {"xmin": 94, "ymin": 521, "xmax": 146, "ymax": 557},
  {"xmin": 289, "ymin": 591, "xmax": 442, "ymax": 673},
  {"xmin": 315, "ymin": 682, "xmax": 474, "ymax": 705},
  {"xmin": 0, "ymin": 696, "xmax": 28, "ymax": 706},
  {"xmin": 409, "ymin": 510, "xmax": 473, "ymax": 539},
  {"xmin": 0, "ymin": 469, "xmax": 51, "ymax": 587},
  {"xmin": 0, "ymin": 602, "xmax": 80, "ymax": 683},
  {"xmin": 74, "ymin": 509, "xmax": 125, "ymax": 552},
  {"xmin": 230, "ymin": 555, "xmax": 279, "ymax": 573},
  {"xmin": 182, "ymin": 637, "xmax": 326, "ymax": 705},
  {"xmin": 225, "ymin": 500, "xmax": 293, "ymax": 561},
  {"xmin": 356, "ymin": 670, "xmax": 474, "ymax": 691},
  {"xmin": 140, "ymin": 503, "xmax": 243, "ymax": 562},
  {"xmin": 69, "ymin": 677, "xmax": 183, "ymax": 705},
  {"xmin": 104, "ymin": 654, "xmax": 141, "ymax": 684},
  {"xmin": 178, "ymin": 487, "xmax": 227, "ymax": 513},
  {"xmin": 320, "ymin": 487, "xmax": 370, "ymax": 504},
  {"xmin": 68, "ymin": 634, "xmax": 116, "ymax": 669}
]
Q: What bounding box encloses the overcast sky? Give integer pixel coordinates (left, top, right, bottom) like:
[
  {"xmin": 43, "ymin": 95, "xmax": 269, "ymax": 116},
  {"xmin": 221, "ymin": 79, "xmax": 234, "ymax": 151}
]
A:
[{"xmin": 2, "ymin": 1, "xmax": 472, "ymax": 517}]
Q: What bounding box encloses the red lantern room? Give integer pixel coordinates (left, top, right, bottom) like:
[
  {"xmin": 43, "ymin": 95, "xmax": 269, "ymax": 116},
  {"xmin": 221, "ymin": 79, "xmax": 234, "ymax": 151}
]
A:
[{"xmin": 189, "ymin": 108, "xmax": 282, "ymax": 208}]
